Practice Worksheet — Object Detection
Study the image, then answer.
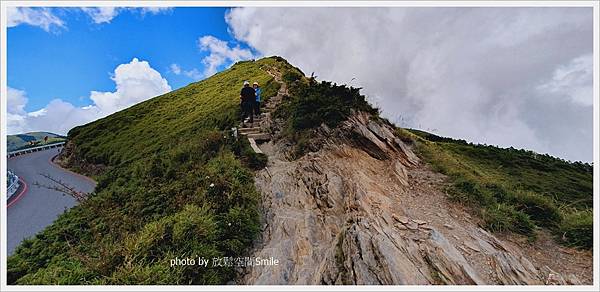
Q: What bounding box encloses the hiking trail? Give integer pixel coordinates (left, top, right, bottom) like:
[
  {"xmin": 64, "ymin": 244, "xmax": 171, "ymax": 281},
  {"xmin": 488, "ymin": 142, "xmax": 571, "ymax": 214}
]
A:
[
  {"xmin": 238, "ymin": 68, "xmax": 287, "ymax": 153},
  {"xmin": 234, "ymin": 66, "xmax": 592, "ymax": 285}
]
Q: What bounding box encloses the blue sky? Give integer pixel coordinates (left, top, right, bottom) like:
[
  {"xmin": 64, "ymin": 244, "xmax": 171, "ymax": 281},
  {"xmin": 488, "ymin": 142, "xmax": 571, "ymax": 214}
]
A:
[
  {"xmin": 8, "ymin": 7, "xmax": 242, "ymax": 111},
  {"xmin": 5, "ymin": 6, "xmax": 594, "ymax": 162}
]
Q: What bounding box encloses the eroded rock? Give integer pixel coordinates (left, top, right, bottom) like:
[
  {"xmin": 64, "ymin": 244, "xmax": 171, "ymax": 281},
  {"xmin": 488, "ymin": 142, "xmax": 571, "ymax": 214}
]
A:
[{"xmin": 239, "ymin": 111, "xmax": 575, "ymax": 285}]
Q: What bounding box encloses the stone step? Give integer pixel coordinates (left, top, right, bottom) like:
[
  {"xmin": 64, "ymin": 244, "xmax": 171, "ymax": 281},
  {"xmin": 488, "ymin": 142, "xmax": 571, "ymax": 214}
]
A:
[
  {"xmin": 241, "ymin": 118, "xmax": 262, "ymax": 124},
  {"xmin": 241, "ymin": 122, "xmax": 263, "ymax": 128},
  {"xmin": 248, "ymin": 138, "xmax": 263, "ymax": 154},
  {"xmin": 240, "ymin": 130, "xmax": 261, "ymax": 136},
  {"xmin": 245, "ymin": 132, "xmax": 271, "ymax": 141},
  {"xmin": 239, "ymin": 127, "xmax": 261, "ymax": 133},
  {"xmin": 240, "ymin": 130, "xmax": 262, "ymax": 136}
]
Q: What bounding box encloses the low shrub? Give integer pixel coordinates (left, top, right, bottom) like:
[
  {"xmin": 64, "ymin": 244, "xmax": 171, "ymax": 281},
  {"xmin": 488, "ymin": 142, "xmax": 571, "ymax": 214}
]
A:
[
  {"xmin": 511, "ymin": 190, "xmax": 561, "ymax": 228},
  {"xmin": 557, "ymin": 210, "xmax": 593, "ymax": 249},
  {"xmin": 482, "ymin": 203, "xmax": 536, "ymax": 236}
]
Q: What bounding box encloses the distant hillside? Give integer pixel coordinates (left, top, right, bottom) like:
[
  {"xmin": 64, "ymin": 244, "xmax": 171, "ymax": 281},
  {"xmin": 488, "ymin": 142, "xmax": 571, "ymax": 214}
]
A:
[
  {"xmin": 400, "ymin": 128, "xmax": 593, "ymax": 248},
  {"xmin": 7, "ymin": 132, "xmax": 66, "ymax": 152}
]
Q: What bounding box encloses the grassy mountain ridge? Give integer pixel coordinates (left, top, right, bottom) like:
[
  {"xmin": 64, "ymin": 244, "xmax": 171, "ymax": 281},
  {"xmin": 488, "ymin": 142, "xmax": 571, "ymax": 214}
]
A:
[
  {"xmin": 66, "ymin": 59, "xmax": 282, "ymax": 168},
  {"xmin": 7, "ymin": 56, "xmax": 593, "ymax": 285},
  {"xmin": 7, "ymin": 57, "xmax": 297, "ymax": 284}
]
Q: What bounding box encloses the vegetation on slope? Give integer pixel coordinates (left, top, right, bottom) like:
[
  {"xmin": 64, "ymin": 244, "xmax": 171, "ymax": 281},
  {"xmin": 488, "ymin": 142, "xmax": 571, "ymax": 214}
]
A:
[
  {"xmin": 7, "ymin": 132, "xmax": 66, "ymax": 152},
  {"xmin": 272, "ymin": 67, "xmax": 592, "ymax": 249},
  {"xmin": 7, "ymin": 54, "xmax": 593, "ymax": 286},
  {"xmin": 274, "ymin": 69, "xmax": 379, "ymax": 158},
  {"xmin": 7, "ymin": 57, "xmax": 292, "ymax": 284},
  {"xmin": 401, "ymin": 129, "xmax": 593, "ymax": 248}
]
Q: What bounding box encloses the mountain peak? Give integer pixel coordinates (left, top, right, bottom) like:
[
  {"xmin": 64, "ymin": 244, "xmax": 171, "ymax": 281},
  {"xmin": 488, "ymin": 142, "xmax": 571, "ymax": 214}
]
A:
[{"xmin": 8, "ymin": 57, "xmax": 592, "ymax": 285}]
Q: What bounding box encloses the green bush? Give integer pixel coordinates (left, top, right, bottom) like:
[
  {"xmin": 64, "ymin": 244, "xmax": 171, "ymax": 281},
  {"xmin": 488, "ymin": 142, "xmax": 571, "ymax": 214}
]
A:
[
  {"xmin": 230, "ymin": 136, "xmax": 268, "ymax": 170},
  {"xmin": 14, "ymin": 256, "xmax": 97, "ymax": 285},
  {"xmin": 274, "ymin": 78, "xmax": 379, "ymax": 158},
  {"xmin": 282, "ymin": 69, "xmax": 303, "ymax": 84},
  {"xmin": 102, "ymin": 261, "xmax": 184, "ymax": 285},
  {"xmin": 558, "ymin": 210, "xmax": 593, "ymax": 249},
  {"xmin": 277, "ymin": 81, "xmax": 378, "ymax": 131},
  {"xmin": 448, "ymin": 177, "xmax": 494, "ymax": 206},
  {"xmin": 482, "ymin": 203, "xmax": 535, "ymax": 235},
  {"xmin": 511, "ymin": 190, "xmax": 561, "ymax": 228}
]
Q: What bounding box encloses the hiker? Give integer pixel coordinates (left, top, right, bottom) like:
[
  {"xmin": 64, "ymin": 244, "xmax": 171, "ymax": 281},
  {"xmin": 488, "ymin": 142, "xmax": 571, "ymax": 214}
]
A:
[
  {"xmin": 253, "ymin": 82, "xmax": 261, "ymax": 116},
  {"xmin": 240, "ymin": 80, "xmax": 255, "ymax": 124}
]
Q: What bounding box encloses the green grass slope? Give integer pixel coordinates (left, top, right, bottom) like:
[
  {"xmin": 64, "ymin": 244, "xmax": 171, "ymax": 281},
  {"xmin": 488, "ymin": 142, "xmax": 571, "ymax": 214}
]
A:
[
  {"xmin": 400, "ymin": 129, "xmax": 593, "ymax": 248},
  {"xmin": 7, "ymin": 57, "xmax": 295, "ymax": 285},
  {"xmin": 7, "ymin": 132, "xmax": 66, "ymax": 152}
]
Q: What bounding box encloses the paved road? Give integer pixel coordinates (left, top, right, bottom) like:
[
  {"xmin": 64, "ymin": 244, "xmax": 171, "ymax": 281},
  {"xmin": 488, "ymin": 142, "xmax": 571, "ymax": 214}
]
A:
[{"xmin": 7, "ymin": 147, "xmax": 96, "ymax": 255}]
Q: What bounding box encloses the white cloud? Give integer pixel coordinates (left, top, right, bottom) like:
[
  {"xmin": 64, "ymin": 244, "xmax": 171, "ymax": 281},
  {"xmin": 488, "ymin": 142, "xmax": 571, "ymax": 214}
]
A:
[
  {"xmin": 6, "ymin": 6, "xmax": 171, "ymax": 30},
  {"xmin": 7, "ymin": 7, "xmax": 65, "ymax": 32},
  {"xmin": 140, "ymin": 7, "xmax": 172, "ymax": 15},
  {"xmin": 90, "ymin": 58, "xmax": 171, "ymax": 113},
  {"xmin": 81, "ymin": 7, "xmax": 172, "ymax": 24},
  {"xmin": 198, "ymin": 35, "xmax": 255, "ymax": 77},
  {"xmin": 81, "ymin": 7, "xmax": 120, "ymax": 24},
  {"xmin": 183, "ymin": 68, "xmax": 202, "ymax": 80},
  {"xmin": 7, "ymin": 58, "xmax": 171, "ymax": 135},
  {"xmin": 226, "ymin": 7, "xmax": 593, "ymax": 162},
  {"xmin": 170, "ymin": 63, "xmax": 202, "ymax": 80},
  {"xmin": 170, "ymin": 63, "xmax": 182, "ymax": 75},
  {"xmin": 537, "ymin": 54, "xmax": 593, "ymax": 106},
  {"xmin": 6, "ymin": 87, "xmax": 29, "ymax": 133},
  {"xmin": 7, "ymin": 87, "xmax": 28, "ymax": 115}
]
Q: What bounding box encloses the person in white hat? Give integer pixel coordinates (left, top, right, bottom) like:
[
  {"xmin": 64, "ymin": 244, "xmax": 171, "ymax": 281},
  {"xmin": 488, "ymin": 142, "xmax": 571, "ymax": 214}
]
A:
[{"xmin": 240, "ymin": 80, "xmax": 255, "ymax": 124}]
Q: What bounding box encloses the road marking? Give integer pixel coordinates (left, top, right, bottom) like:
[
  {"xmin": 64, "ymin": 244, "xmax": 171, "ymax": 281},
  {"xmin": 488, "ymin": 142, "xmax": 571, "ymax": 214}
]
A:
[{"xmin": 7, "ymin": 178, "xmax": 28, "ymax": 209}]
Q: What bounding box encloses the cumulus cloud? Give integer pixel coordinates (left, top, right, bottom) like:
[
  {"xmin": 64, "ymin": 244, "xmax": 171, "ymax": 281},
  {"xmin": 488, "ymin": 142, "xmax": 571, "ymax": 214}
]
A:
[
  {"xmin": 7, "ymin": 58, "xmax": 171, "ymax": 135},
  {"xmin": 226, "ymin": 7, "xmax": 593, "ymax": 162},
  {"xmin": 7, "ymin": 7, "xmax": 65, "ymax": 32},
  {"xmin": 90, "ymin": 58, "xmax": 171, "ymax": 113},
  {"xmin": 6, "ymin": 87, "xmax": 29, "ymax": 133},
  {"xmin": 198, "ymin": 35, "xmax": 255, "ymax": 77}
]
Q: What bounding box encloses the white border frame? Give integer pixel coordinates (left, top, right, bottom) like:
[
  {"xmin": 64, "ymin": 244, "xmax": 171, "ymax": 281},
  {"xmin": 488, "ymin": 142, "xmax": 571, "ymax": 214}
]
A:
[{"xmin": 1, "ymin": 1, "xmax": 598, "ymax": 291}]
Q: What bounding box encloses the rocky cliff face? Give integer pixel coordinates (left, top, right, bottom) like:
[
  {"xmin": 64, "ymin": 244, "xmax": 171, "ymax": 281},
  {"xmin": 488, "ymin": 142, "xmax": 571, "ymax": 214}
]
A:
[{"xmin": 239, "ymin": 111, "xmax": 582, "ymax": 285}]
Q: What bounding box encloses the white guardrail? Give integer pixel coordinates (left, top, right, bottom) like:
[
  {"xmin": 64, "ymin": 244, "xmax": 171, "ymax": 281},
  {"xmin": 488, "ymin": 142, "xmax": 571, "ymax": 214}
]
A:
[
  {"xmin": 7, "ymin": 141, "xmax": 66, "ymax": 158},
  {"xmin": 7, "ymin": 169, "xmax": 20, "ymax": 200}
]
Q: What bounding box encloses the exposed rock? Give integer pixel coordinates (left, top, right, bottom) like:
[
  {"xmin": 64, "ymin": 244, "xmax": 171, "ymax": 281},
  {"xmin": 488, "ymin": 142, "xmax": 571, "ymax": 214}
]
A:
[
  {"xmin": 464, "ymin": 242, "xmax": 481, "ymax": 252},
  {"xmin": 55, "ymin": 140, "xmax": 107, "ymax": 176},
  {"xmin": 406, "ymin": 222, "xmax": 419, "ymax": 230},
  {"xmin": 239, "ymin": 111, "xmax": 576, "ymax": 285},
  {"xmin": 392, "ymin": 214, "xmax": 409, "ymax": 225},
  {"xmin": 413, "ymin": 219, "xmax": 428, "ymax": 225}
]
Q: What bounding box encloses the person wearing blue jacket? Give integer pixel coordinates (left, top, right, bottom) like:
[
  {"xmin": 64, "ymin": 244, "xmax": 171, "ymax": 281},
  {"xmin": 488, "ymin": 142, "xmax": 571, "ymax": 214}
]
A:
[{"xmin": 253, "ymin": 81, "xmax": 262, "ymax": 115}]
